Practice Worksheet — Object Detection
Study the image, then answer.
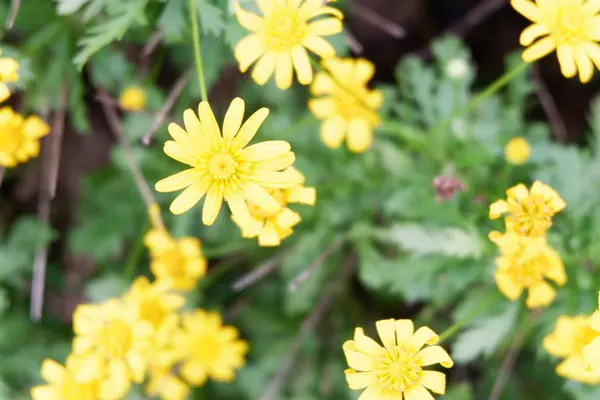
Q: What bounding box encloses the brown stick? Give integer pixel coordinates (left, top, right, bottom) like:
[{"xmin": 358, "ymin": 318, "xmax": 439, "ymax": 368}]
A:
[
  {"xmin": 231, "ymin": 251, "xmax": 284, "ymax": 292},
  {"xmin": 0, "ymin": 167, "xmax": 5, "ymax": 189},
  {"xmin": 288, "ymin": 236, "xmax": 346, "ymax": 291},
  {"xmin": 142, "ymin": 28, "xmax": 163, "ymax": 59},
  {"xmin": 344, "ymin": 31, "xmax": 364, "ymax": 54},
  {"xmin": 30, "ymin": 85, "xmax": 68, "ymax": 321},
  {"xmin": 5, "ymin": 0, "xmax": 20, "ymax": 29},
  {"xmin": 141, "ymin": 71, "xmax": 189, "ymax": 145},
  {"xmin": 351, "ymin": 3, "xmax": 405, "ymax": 38},
  {"xmin": 532, "ymin": 65, "xmax": 569, "ymax": 143}
]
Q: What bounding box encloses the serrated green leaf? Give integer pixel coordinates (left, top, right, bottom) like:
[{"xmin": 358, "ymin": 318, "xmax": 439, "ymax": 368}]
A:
[{"xmin": 197, "ymin": 0, "xmax": 225, "ymax": 37}]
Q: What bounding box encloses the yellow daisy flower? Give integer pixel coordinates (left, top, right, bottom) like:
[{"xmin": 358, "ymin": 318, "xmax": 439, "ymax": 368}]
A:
[
  {"xmin": 123, "ymin": 276, "xmax": 185, "ymax": 330},
  {"xmin": 31, "ymin": 358, "xmax": 99, "ymax": 400},
  {"xmin": 544, "ymin": 314, "xmax": 600, "ymax": 384},
  {"xmin": 489, "ymin": 231, "xmax": 566, "ymax": 308},
  {"xmin": 583, "ymin": 293, "xmax": 600, "ymax": 371},
  {"xmin": 0, "ymin": 50, "xmax": 19, "ymax": 102},
  {"xmin": 119, "ymin": 86, "xmax": 146, "ymax": 111},
  {"xmin": 174, "ymin": 309, "xmax": 248, "ymax": 386},
  {"xmin": 232, "ymin": 166, "xmax": 316, "ymax": 246},
  {"xmin": 343, "ymin": 319, "xmax": 453, "ymax": 399},
  {"xmin": 489, "ymin": 181, "xmax": 566, "ymax": 237},
  {"xmin": 70, "ymin": 299, "xmax": 153, "ymax": 399},
  {"xmin": 308, "ymin": 58, "xmax": 383, "ymax": 153},
  {"xmin": 504, "ymin": 136, "xmax": 531, "ymax": 165},
  {"xmin": 234, "ymin": 0, "xmax": 343, "ymax": 89},
  {"xmin": 155, "ymin": 97, "xmax": 301, "ymax": 225},
  {"xmin": 144, "ymin": 228, "xmax": 207, "ymax": 292},
  {"xmin": 0, "ymin": 107, "xmax": 50, "ymax": 168},
  {"xmin": 512, "ymin": 0, "xmax": 600, "ymax": 83}
]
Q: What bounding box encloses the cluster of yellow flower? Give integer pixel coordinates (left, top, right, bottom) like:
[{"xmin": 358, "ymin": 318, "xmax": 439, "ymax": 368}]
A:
[
  {"xmin": 0, "ymin": 51, "xmax": 50, "ymax": 168},
  {"xmin": 32, "ymin": 207, "xmax": 247, "ymax": 400},
  {"xmin": 489, "ymin": 181, "xmax": 567, "ymax": 308}
]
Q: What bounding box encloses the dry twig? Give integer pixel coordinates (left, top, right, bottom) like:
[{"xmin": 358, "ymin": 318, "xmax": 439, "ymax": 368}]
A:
[
  {"xmin": 532, "ymin": 65, "xmax": 569, "ymax": 143},
  {"xmin": 30, "ymin": 84, "xmax": 67, "ymax": 321},
  {"xmin": 6, "ymin": 0, "xmax": 20, "ymax": 29},
  {"xmin": 288, "ymin": 236, "xmax": 346, "ymax": 291},
  {"xmin": 0, "ymin": 167, "xmax": 5, "ymax": 189},
  {"xmin": 232, "ymin": 250, "xmax": 286, "ymax": 292},
  {"xmin": 142, "ymin": 28, "xmax": 163, "ymax": 59},
  {"xmin": 351, "ymin": 3, "xmax": 405, "ymax": 38}
]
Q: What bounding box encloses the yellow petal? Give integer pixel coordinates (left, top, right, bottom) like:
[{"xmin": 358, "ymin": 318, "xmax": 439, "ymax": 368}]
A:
[
  {"xmin": 169, "ymin": 120, "xmax": 202, "ymax": 152},
  {"xmin": 235, "ymin": 3, "xmax": 264, "ymax": 31},
  {"xmin": 231, "ymin": 107, "xmax": 270, "ymax": 152},
  {"xmin": 23, "ymin": 116, "xmax": 50, "ymax": 139},
  {"xmin": 522, "ymin": 37, "xmax": 556, "ymax": 62},
  {"xmin": 249, "ymin": 170, "xmax": 301, "ymax": 188},
  {"xmin": 353, "ymin": 327, "xmax": 383, "ymax": 354},
  {"xmin": 235, "ymin": 35, "xmax": 266, "ymax": 73},
  {"xmin": 223, "ymin": 97, "xmax": 245, "ymax": 139},
  {"xmin": 310, "ymin": 71, "xmax": 335, "ymax": 95},
  {"xmin": 251, "ymin": 51, "xmax": 277, "ymax": 85},
  {"xmin": 375, "ymin": 319, "xmax": 396, "ymax": 348},
  {"xmin": 344, "ymin": 369, "xmax": 376, "ymax": 390},
  {"xmin": 276, "ymin": 207, "xmax": 301, "ymax": 229},
  {"xmin": 198, "ymin": 101, "xmax": 221, "ymax": 140},
  {"xmin": 31, "ymin": 385, "xmax": 60, "ymax": 400},
  {"xmin": 0, "ymin": 83, "xmax": 10, "ymax": 103},
  {"xmin": 99, "ymin": 360, "xmax": 131, "ymax": 400},
  {"xmin": 342, "ymin": 341, "xmax": 374, "ymax": 371},
  {"xmin": 355, "ymin": 59, "xmax": 375, "ymax": 82},
  {"xmin": 225, "ymin": 185, "xmax": 252, "ymax": 228},
  {"xmin": 589, "ymin": 311, "xmax": 600, "ymax": 332},
  {"xmin": 510, "ymin": 0, "xmax": 540, "ymax": 22},
  {"xmin": 169, "ymin": 181, "xmax": 210, "ymax": 215},
  {"xmin": 256, "ymin": 0, "xmax": 273, "ymax": 15},
  {"xmin": 258, "ymin": 221, "xmax": 281, "ymax": 246},
  {"xmin": 421, "ymin": 370, "xmax": 446, "ymax": 394},
  {"xmin": 347, "ymin": 119, "xmax": 373, "ymax": 153},
  {"xmin": 202, "ymin": 183, "xmax": 224, "ymax": 225},
  {"xmin": 155, "ymin": 169, "xmax": 200, "ymax": 192},
  {"xmin": 241, "ymin": 140, "xmax": 292, "ymax": 161},
  {"xmin": 519, "ymin": 24, "xmax": 548, "ymax": 46},
  {"xmin": 418, "ymin": 345, "xmax": 453, "ymax": 368},
  {"xmin": 556, "ymin": 45, "xmax": 577, "ymax": 78},
  {"xmin": 357, "ymin": 384, "xmax": 381, "ymax": 400},
  {"xmin": 308, "ymin": 97, "xmax": 337, "ymax": 119},
  {"xmin": 583, "ymin": 337, "xmax": 600, "ymax": 369},
  {"xmin": 321, "ymin": 117, "xmax": 347, "ymax": 149},
  {"xmin": 489, "ymin": 199, "xmax": 508, "ymax": 219},
  {"xmin": 287, "ymin": 186, "xmax": 316, "ymax": 205},
  {"xmin": 253, "ymin": 153, "xmax": 296, "ymax": 171},
  {"xmin": 494, "ymin": 270, "xmax": 523, "ymax": 301},
  {"xmin": 303, "ymin": 35, "xmax": 336, "ymax": 58},
  {"xmin": 574, "ymin": 47, "xmax": 594, "ymax": 83},
  {"xmin": 125, "ymin": 351, "xmax": 146, "ymax": 383},
  {"xmin": 71, "ymin": 353, "xmax": 105, "ymax": 383},
  {"xmin": 412, "ymin": 326, "xmax": 439, "ymax": 350},
  {"xmin": 507, "ymin": 183, "xmax": 529, "ymax": 200},
  {"xmin": 584, "ymin": 0, "xmax": 600, "ymax": 14},
  {"xmin": 40, "ymin": 359, "xmax": 66, "ymax": 384},
  {"xmin": 164, "ymin": 141, "xmax": 198, "ymax": 166},
  {"xmin": 308, "ymin": 18, "xmax": 343, "ymax": 36},
  {"xmin": 526, "ymin": 281, "xmax": 556, "ymax": 308},
  {"xmin": 395, "ymin": 319, "xmax": 414, "ymax": 343},
  {"xmin": 291, "ymin": 46, "xmax": 313, "ymax": 85},
  {"xmin": 275, "ymin": 52, "xmax": 293, "ymax": 90},
  {"xmin": 405, "ymin": 384, "xmax": 435, "ymax": 400},
  {"xmin": 243, "ymin": 181, "xmax": 280, "ymax": 213}
]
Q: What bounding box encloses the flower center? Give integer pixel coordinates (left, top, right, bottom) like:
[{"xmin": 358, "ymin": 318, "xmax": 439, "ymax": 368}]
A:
[
  {"xmin": 248, "ymin": 188, "xmax": 286, "ymax": 219},
  {"xmin": 99, "ymin": 320, "xmax": 131, "ymax": 358},
  {"xmin": 264, "ymin": 7, "xmax": 308, "ymax": 50},
  {"xmin": 512, "ymin": 256, "xmax": 546, "ymax": 287},
  {"xmin": 209, "ymin": 151, "xmax": 237, "ymax": 180},
  {"xmin": 549, "ymin": 6, "xmax": 592, "ymax": 45},
  {"xmin": 508, "ymin": 195, "xmax": 554, "ymax": 236},
  {"xmin": 139, "ymin": 298, "xmax": 167, "ymax": 329},
  {"xmin": 192, "ymin": 335, "xmax": 221, "ymax": 364},
  {"xmin": 160, "ymin": 249, "xmax": 187, "ymax": 278},
  {"xmin": 372, "ymin": 345, "xmax": 423, "ymax": 393}
]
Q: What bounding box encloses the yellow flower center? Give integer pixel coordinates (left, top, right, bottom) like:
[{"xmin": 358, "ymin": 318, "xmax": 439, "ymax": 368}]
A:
[
  {"xmin": 372, "ymin": 344, "xmax": 423, "ymax": 393},
  {"xmin": 248, "ymin": 188, "xmax": 286, "ymax": 218},
  {"xmin": 508, "ymin": 195, "xmax": 554, "ymax": 236},
  {"xmin": 60, "ymin": 379, "xmax": 96, "ymax": 400},
  {"xmin": 264, "ymin": 7, "xmax": 308, "ymax": 50},
  {"xmin": 209, "ymin": 151, "xmax": 237, "ymax": 180},
  {"xmin": 191, "ymin": 335, "xmax": 222, "ymax": 364},
  {"xmin": 160, "ymin": 249, "xmax": 187, "ymax": 278},
  {"xmin": 548, "ymin": 5, "xmax": 593, "ymax": 45},
  {"xmin": 139, "ymin": 298, "xmax": 167, "ymax": 329},
  {"xmin": 511, "ymin": 256, "xmax": 546, "ymax": 287},
  {"xmin": 99, "ymin": 320, "xmax": 131, "ymax": 358}
]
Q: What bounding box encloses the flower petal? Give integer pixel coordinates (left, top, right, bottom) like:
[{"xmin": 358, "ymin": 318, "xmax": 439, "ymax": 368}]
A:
[
  {"xmin": 522, "ymin": 37, "xmax": 556, "ymax": 62},
  {"xmin": 375, "ymin": 319, "xmax": 397, "ymax": 348},
  {"xmin": 291, "ymin": 46, "xmax": 313, "ymax": 85},
  {"xmin": 31, "ymin": 385, "xmax": 60, "ymax": 400},
  {"xmin": 164, "ymin": 141, "xmax": 198, "ymax": 166},
  {"xmin": 347, "ymin": 119, "xmax": 373, "ymax": 153},
  {"xmin": 321, "ymin": 117, "xmax": 347, "ymax": 148},
  {"xmin": 275, "ymin": 52, "xmax": 293, "ymax": 90},
  {"xmin": 495, "ymin": 270, "xmax": 523, "ymax": 301},
  {"xmin": 258, "ymin": 221, "xmax": 281, "ymax": 246},
  {"xmin": 418, "ymin": 345, "xmax": 453, "ymax": 368},
  {"xmin": 510, "ymin": 0, "xmax": 540, "ymax": 22},
  {"xmin": 198, "ymin": 101, "xmax": 222, "ymax": 140},
  {"xmin": 202, "ymin": 183, "xmax": 224, "ymax": 226},
  {"xmin": 395, "ymin": 319, "xmax": 415, "ymax": 344},
  {"xmin": 231, "ymin": 108, "xmax": 270, "ymax": 152},
  {"xmin": 344, "ymin": 369, "xmax": 376, "ymax": 390},
  {"xmin": 169, "ymin": 180, "xmax": 210, "ymax": 215},
  {"xmin": 405, "ymin": 384, "xmax": 435, "ymax": 400},
  {"xmin": 251, "ymin": 51, "xmax": 277, "ymax": 85},
  {"xmin": 249, "ymin": 170, "xmax": 302, "ymax": 188},
  {"xmin": 235, "ymin": 3, "xmax": 264, "ymax": 31},
  {"xmin": 253, "ymin": 152, "xmax": 296, "ymax": 171},
  {"xmin": 421, "ymin": 370, "xmax": 446, "ymax": 394},
  {"xmin": 556, "ymin": 45, "xmax": 577, "ymax": 78},
  {"xmin": 354, "ymin": 327, "xmax": 383, "ymax": 354},
  {"xmin": 519, "ymin": 24, "xmax": 549, "ymax": 46},
  {"xmin": 287, "ymin": 186, "xmax": 316, "ymax": 205},
  {"xmin": 303, "ymin": 35, "xmax": 336, "ymax": 58},
  {"xmin": 308, "ymin": 97, "xmax": 337, "ymax": 119},
  {"xmin": 243, "ymin": 181, "xmax": 280, "ymax": 213},
  {"xmin": 241, "ymin": 140, "xmax": 292, "ymax": 161},
  {"xmin": 308, "ymin": 18, "xmax": 343, "ymax": 36},
  {"xmin": 155, "ymin": 169, "xmax": 201, "ymax": 192},
  {"xmin": 590, "ymin": 311, "xmax": 600, "ymax": 332},
  {"xmin": 526, "ymin": 281, "xmax": 556, "ymax": 308},
  {"xmin": 574, "ymin": 46, "xmax": 594, "ymax": 83},
  {"xmin": 355, "ymin": 59, "xmax": 375, "ymax": 82},
  {"xmin": 223, "ymin": 97, "xmax": 246, "ymax": 139},
  {"xmin": 235, "ymin": 34, "xmax": 267, "ymax": 73},
  {"xmin": 343, "ymin": 341, "xmax": 374, "ymax": 371},
  {"xmin": 225, "ymin": 184, "xmax": 252, "ymax": 228},
  {"xmin": 40, "ymin": 359, "xmax": 66, "ymax": 384}
]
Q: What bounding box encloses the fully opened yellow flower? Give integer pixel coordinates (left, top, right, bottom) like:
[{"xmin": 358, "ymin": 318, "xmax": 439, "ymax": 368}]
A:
[
  {"xmin": 155, "ymin": 97, "xmax": 301, "ymax": 226},
  {"xmin": 175, "ymin": 310, "xmax": 248, "ymax": 386},
  {"xmin": 232, "ymin": 167, "xmax": 316, "ymax": 246},
  {"xmin": 0, "ymin": 50, "xmax": 19, "ymax": 102},
  {"xmin": 144, "ymin": 228, "xmax": 207, "ymax": 291},
  {"xmin": 31, "ymin": 358, "xmax": 98, "ymax": 400},
  {"xmin": 71, "ymin": 299, "xmax": 153, "ymax": 399},
  {"xmin": 234, "ymin": 0, "xmax": 343, "ymax": 89},
  {"xmin": 489, "ymin": 181, "xmax": 566, "ymax": 237},
  {"xmin": 119, "ymin": 86, "xmax": 146, "ymax": 111},
  {"xmin": 343, "ymin": 319, "xmax": 453, "ymax": 399},
  {"xmin": 309, "ymin": 58, "xmax": 383, "ymax": 153},
  {"xmin": 583, "ymin": 293, "xmax": 600, "ymax": 371},
  {"xmin": 489, "ymin": 231, "xmax": 566, "ymax": 308},
  {"xmin": 0, "ymin": 107, "xmax": 50, "ymax": 167},
  {"xmin": 544, "ymin": 315, "xmax": 600, "ymax": 383},
  {"xmin": 512, "ymin": 0, "xmax": 600, "ymax": 83},
  {"xmin": 505, "ymin": 136, "xmax": 531, "ymax": 165}
]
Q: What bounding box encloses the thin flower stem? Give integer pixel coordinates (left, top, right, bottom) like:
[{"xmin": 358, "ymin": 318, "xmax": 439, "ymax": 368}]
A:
[
  {"xmin": 124, "ymin": 220, "xmax": 149, "ymax": 279},
  {"xmin": 437, "ymin": 291, "xmax": 497, "ymax": 343},
  {"xmin": 189, "ymin": 0, "xmax": 208, "ymax": 102}
]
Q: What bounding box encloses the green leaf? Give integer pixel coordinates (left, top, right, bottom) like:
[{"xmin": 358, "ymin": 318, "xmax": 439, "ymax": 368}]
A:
[
  {"xmin": 442, "ymin": 383, "xmax": 474, "ymax": 400},
  {"xmin": 197, "ymin": 0, "xmax": 225, "ymax": 37},
  {"xmin": 85, "ymin": 273, "xmax": 130, "ymax": 303},
  {"xmin": 158, "ymin": 0, "xmax": 186, "ymax": 43}
]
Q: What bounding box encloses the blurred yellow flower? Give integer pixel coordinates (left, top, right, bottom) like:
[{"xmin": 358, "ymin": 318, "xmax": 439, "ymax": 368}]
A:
[
  {"xmin": 0, "ymin": 107, "xmax": 50, "ymax": 167},
  {"xmin": 504, "ymin": 136, "xmax": 531, "ymax": 165},
  {"xmin": 232, "ymin": 167, "xmax": 316, "ymax": 246},
  {"xmin": 583, "ymin": 293, "xmax": 600, "ymax": 371},
  {"xmin": 175, "ymin": 310, "xmax": 248, "ymax": 386},
  {"xmin": 119, "ymin": 86, "xmax": 146, "ymax": 111},
  {"xmin": 489, "ymin": 231, "xmax": 566, "ymax": 308},
  {"xmin": 123, "ymin": 276, "xmax": 185, "ymax": 330},
  {"xmin": 489, "ymin": 181, "xmax": 566, "ymax": 237},
  {"xmin": 31, "ymin": 358, "xmax": 98, "ymax": 400},
  {"xmin": 0, "ymin": 50, "xmax": 19, "ymax": 102},
  {"xmin": 71, "ymin": 299, "xmax": 153, "ymax": 399},
  {"xmin": 343, "ymin": 319, "xmax": 453, "ymax": 399},
  {"xmin": 308, "ymin": 58, "xmax": 383, "ymax": 153},
  {"xmin": 544, "ymin": 314, "xmax": 600, "ymax": 384},
  {"xmin": 234, "ymin": 0, "xmax": 343, "ymax": 89},
  {"xmin": 144, "ymin": 228, "xmax": 207, "ymax": 291},
  {"xmin": 155, "ymin": 97, "xmax": 301, "ymax": 225},
  {"xmin": 511, "ymin": 0, "xmax": 600, "ymax": 83}
]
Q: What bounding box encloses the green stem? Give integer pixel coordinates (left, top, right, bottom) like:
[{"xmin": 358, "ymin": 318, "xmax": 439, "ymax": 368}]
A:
[
  {"xmin": 124, "ymin": 220, "xmax": 150, "ymax": 279},
  {"xmin": 438, "ymin": 291, "xmax": 497, "ymax": 343},
  {"xmin": 189, "ymin": 0, "xmax": 208, "ymax": 101}
]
